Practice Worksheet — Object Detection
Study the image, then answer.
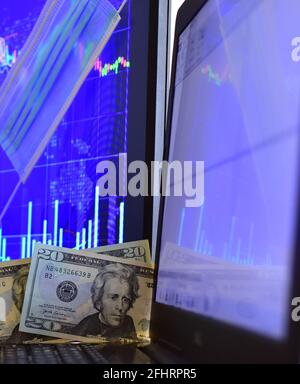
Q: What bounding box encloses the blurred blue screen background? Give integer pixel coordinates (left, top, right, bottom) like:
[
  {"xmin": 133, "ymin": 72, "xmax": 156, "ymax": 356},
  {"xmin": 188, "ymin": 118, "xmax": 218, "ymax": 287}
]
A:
[{"xmin": 0, "ymin": 0, "xmax": 132, "ymax": 259}]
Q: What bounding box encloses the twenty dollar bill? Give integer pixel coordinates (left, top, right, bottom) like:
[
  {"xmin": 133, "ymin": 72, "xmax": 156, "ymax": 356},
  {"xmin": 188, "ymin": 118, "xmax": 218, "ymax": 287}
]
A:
[
  {"xmin": 0, "ymin": 259, "xmax": 36, "ymax": 344},
  {"xmin": 90, "ymin": 240, "xmax": 153, "ymax": 266},
  {"xmin": 20, "ymin": 245, "xmax": 154, "ymax": 343}
]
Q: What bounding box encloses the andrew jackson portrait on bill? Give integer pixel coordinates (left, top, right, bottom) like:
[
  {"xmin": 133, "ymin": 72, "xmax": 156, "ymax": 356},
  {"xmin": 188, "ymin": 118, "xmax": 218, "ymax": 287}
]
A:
[{"xmin": 19, "ymin": 245, "xmax": 154, "ymax": 343}]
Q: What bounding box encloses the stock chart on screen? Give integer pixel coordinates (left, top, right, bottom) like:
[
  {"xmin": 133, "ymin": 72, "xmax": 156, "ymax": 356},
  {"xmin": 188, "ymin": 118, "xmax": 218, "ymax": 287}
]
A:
[
  {"xmin": 0, "ymin": 0, "xmax": 131, "ymax": 260},
  {"xmin": 157, "ymin": 0, "xmax": 300, "ymax": 339}
]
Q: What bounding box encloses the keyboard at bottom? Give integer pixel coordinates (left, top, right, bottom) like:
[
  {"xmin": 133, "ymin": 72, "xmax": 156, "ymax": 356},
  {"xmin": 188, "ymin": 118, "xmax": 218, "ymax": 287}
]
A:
[{"xmin": 0, "ymin": 344, "xmax": 109, "ymax": 364}]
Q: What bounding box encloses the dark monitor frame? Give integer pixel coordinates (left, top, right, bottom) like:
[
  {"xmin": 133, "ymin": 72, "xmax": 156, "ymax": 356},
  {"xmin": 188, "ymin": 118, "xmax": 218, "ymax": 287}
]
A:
[
  {"xmin": 124, "ymin": 0, "xmax": 159, "ymax": 247},
  {"xmin": 151, "ymin": 0, "xmax": 300, "ymax": 363}
]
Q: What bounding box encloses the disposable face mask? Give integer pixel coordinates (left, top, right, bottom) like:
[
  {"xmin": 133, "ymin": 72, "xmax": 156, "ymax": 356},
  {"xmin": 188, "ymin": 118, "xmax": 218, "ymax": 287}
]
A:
[
  {"xmin": 0, "ymin": 0, "xmax": 124, "ymax": 180},
  {"xmin": 0, "ymin": 0, "xmax": 125, "ymax": 221}
]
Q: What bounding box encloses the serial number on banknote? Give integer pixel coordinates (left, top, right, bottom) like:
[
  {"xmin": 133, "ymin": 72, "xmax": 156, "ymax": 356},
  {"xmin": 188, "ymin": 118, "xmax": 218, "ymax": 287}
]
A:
[{"xmin": 45, "ymin": 265, "xmax": 92, "ymax": 279}]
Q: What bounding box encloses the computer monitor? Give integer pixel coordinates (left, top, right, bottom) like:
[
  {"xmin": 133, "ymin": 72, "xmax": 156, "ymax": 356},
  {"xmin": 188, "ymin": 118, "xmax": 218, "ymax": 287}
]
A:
[
  {"xmin": 152, "ymin": 0, "xmax": 300, "ymax": 363},
  {"xmin": 0, "ymin": 0, "xmax": 157, "ymax": 260}
]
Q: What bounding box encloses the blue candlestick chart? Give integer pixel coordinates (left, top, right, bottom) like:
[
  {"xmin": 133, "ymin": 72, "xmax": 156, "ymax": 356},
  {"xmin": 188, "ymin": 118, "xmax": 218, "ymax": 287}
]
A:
[
  {"xmin": 0, "ymin": 0, "xmax": 131, "ymax": 260},
  {"xmin": 176, "ymin": 205, "xmax": 274, "ymax": 266}
]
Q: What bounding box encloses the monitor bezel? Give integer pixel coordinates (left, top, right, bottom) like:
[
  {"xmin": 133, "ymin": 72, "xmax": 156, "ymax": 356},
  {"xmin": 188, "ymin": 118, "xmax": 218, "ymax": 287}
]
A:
[
  {"xmin": 124, "ymin": 0, "xmax": 159, "ymax": 245},
  {"xmin": 150, "ymin": 0, "xmax": 300, "ymax": 363}
]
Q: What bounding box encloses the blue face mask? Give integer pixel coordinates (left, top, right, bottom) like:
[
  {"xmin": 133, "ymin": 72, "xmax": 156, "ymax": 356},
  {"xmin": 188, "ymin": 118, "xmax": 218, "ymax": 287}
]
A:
[{"xmin": 0, "ymin": 0, "xmax": 122, "ymax": 183}]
